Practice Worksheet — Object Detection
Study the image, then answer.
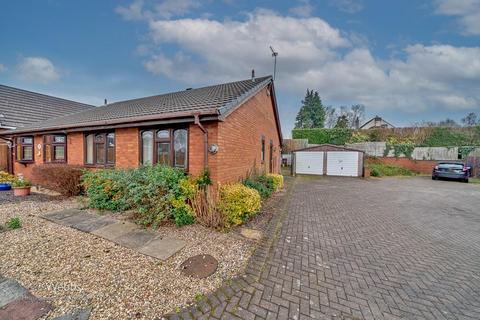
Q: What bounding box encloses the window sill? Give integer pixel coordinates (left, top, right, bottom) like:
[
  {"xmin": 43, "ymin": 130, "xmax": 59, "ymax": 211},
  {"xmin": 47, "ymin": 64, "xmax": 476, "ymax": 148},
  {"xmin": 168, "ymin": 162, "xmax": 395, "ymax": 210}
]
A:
[
  {"xmin": 84, "ymin": 164, "xmax": 115, "ymax": 168},
  {"xmin": 16, "ymin": 160, "xmax": 35, "ymax": 166}
]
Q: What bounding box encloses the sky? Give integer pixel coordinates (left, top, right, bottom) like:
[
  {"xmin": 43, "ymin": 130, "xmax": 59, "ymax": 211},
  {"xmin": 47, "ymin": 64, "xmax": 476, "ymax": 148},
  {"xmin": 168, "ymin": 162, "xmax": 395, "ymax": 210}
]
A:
[{"xmin": 0, "ymin": 0, "xmax": 479, "ymax": 137}]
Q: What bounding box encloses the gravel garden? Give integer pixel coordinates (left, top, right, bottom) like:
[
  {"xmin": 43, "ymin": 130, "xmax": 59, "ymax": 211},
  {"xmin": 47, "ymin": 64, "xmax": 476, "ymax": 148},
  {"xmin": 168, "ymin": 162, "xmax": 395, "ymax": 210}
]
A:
[{"xmin": 0, "ymin": 165, "xmax": 284, "ymax": 319}]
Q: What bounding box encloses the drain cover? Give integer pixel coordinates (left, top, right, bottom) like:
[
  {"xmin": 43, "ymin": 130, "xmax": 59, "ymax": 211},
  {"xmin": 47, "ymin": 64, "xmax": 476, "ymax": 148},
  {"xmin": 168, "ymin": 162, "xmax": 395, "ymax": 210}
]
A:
[{"xmin": 180, "ymin": 254, "xmax": 218, "ymax": 279}]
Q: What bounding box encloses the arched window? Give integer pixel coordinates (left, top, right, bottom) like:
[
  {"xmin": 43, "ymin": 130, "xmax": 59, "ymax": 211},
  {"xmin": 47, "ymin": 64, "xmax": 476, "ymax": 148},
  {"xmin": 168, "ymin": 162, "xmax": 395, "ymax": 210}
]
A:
[
  {"xmin": 140, "ymin": 128, "xmax": 187, "ymax": 169},
  {"xmin": 141, "ymin": 131, "xmax": 154, "ymax": 165},
  {"xmin": 85, "ymin": 132, "xmax": 115, "ymax": 166}
]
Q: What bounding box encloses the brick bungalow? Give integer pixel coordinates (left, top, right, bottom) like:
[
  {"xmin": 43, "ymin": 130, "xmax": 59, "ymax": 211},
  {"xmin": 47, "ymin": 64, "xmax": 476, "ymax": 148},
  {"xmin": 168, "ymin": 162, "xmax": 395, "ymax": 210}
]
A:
[
  {"xmin": 0, "ymin": 84, "xmax": 95, "ymax": 172},
  {"xmin": 1, "ymin": 76, "xmax": 282, "ymax": 183}
]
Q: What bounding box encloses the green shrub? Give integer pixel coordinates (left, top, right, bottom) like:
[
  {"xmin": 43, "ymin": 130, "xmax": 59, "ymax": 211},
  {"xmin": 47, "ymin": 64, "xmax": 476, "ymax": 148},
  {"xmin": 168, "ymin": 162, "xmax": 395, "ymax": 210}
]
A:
[
  {"xmin": 196, "ymin": 169, "xmax": 212, "ymax": 187},
  {"xmin": 292, "ymin": 128, "xmax": 353, "ymax": 145},
  {"xmin": 384, "ymin": 137, "xmax": 415, "ymax": 158},
  {"xmin": 7, "ymin": 217, "xmax": 21, "ymax": 230},
  {"xmin": 171, "ymin": 201, "xmax": 195, "ymax": 226},
  {"xmin": 82, "ymin": 169, "xmax": 131, "ymax": 211},
  {"xmin": 348, "ymin": 131, "xmax": 369, "ymax": 143},
  {"xmin": 368, "ymin": 164, "xmax": 414, "ymax": 177},
  {"xmin": 423, "ymin": 127, "xmax": 472, "ymax": 147},
  {"xmin": 82, "ymin": 165, "xmax": 196, "ymax": 227},
  {"xmin": 219, "ymin": 184, "xmax": 261, "ymax": 227},
  {"xmin": 243, "ymin": 174, "xmax": 275, "ymax": 199},
  {"xmin": 267, "ymin": 174, "xmax": 284, "ymax": 191},
  {"xmin": 243, "ymin": 178, "xmax": 269, "ymax": 198},
  {"xmin": 367, "ymin": 129, "xmax": 382, "ymax": 142}
]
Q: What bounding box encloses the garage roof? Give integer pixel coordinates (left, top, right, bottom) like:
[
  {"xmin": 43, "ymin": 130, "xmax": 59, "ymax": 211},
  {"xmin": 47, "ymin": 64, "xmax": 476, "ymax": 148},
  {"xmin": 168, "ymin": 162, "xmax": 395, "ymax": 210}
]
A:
[{"xmin": 294, "ymin": 144, "xmax": 364, "ymax": 153}]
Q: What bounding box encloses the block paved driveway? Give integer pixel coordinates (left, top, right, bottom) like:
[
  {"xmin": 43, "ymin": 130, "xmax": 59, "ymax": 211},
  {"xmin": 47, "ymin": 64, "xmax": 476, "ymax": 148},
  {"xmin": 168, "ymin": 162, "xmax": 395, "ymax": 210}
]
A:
[{"xmin": 171, "ymin": 177, "xmax": 480, "ymax": 320}]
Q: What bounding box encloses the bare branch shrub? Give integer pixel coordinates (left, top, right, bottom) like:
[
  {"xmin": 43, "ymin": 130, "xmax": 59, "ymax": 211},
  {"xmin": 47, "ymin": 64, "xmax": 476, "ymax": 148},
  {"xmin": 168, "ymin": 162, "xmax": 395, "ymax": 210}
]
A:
[{"xmin": 191, "ymin": 185, "xmax": 224, "ymax": 229}]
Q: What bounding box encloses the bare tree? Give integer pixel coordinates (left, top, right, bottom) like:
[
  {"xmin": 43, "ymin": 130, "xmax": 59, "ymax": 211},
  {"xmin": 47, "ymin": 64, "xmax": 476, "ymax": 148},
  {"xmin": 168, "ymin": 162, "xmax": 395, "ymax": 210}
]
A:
[
  {"xmin": 437, "ymin": 118, "xmax": 460, "ymax": 127},
  {"xmin": 461, "ymin": 112, "xmax": 478, "ymax": 126},
  {"xmin": 320, "ymin": 104, "xmax": 366, "ymax": 129},
  {"xmin": 324, "ymin": 106, "xmax": 337, "ymax": 128},
  {"xmin": 337, "ymin": 105, "xmax": 365, "ymax": 129},
  {"xmin": 350, "ymin": 104, "xmax": 365, "ymax": 129}
]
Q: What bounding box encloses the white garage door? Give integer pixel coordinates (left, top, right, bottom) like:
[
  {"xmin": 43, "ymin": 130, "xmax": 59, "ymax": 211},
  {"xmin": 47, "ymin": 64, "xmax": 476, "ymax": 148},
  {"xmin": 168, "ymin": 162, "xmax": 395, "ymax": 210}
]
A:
[
  {"xmin": 295, "ymin": 151, "xmax": 324, "ymax": 175},
  {"xmin": 326, "ymin": 151, "xmax": 359, "ymax": 177}
]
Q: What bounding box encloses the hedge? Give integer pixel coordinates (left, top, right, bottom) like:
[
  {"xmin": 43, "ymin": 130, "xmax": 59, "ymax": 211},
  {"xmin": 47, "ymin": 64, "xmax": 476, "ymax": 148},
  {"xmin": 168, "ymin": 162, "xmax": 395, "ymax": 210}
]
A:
[
  {"xmin": 292, "ymin": 126, "xmax": 480, "ymax": 147},
  {"xmin": 292, "ymin": 128, "xmax": 353, "ymax": 145},
  {"xmin": 422, "ymin": 127, "xmax": 480, "ymax": 147}
]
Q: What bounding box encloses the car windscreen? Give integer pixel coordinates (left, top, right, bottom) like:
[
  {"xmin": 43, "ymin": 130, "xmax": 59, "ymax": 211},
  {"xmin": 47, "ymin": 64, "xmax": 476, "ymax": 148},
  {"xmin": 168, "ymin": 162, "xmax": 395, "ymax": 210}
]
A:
[{"xmin": 438, "ymin": 163, "xmax": 464, "ymax": 169}]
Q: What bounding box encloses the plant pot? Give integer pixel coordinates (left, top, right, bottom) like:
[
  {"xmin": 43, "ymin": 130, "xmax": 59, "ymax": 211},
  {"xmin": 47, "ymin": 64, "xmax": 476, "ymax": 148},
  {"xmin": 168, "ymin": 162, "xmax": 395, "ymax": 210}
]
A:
[
  {"xmin": 0, "ymin": 183, "xmax": 12, "ymax": 191},
  {"xmin": 13, "ymin": 187, "xmax": 31, "ymax": 197}
]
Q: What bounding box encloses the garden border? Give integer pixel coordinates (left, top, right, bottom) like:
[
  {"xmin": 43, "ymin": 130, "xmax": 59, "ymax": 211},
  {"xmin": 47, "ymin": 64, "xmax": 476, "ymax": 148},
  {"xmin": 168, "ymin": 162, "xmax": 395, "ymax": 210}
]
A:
[{"xmin": 163, "ymin": 176, "xmax": 296, "ymax": 319}]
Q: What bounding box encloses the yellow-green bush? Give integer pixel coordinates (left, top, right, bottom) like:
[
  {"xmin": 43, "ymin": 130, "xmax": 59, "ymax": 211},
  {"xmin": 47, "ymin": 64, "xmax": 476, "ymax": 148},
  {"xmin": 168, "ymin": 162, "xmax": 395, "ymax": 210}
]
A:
[
  {"xmin": 219, "ymin": 183, "xmax": 261, "ymax": 227},
  {"xmin": 0, "ymin": 171, "xmax": 16, "ymax": 184},
  {"xmin": 267, "ymin": 174, "xmax": 284, "ymax": 191}
]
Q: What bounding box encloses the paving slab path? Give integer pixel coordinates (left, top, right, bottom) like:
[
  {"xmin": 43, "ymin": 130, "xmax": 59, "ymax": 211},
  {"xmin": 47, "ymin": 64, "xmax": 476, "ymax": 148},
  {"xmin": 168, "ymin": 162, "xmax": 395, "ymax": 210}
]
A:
[
  {"xmin": 0, "ymin": 275, "xmax": 52, "ymax": 320},
  {"xmin": 167, "ymin": 176, "xmax": 480, "ymax": 319},
  {"xmin": 42, "ymin": 209, "xmax": 185, "ymax": 261}
]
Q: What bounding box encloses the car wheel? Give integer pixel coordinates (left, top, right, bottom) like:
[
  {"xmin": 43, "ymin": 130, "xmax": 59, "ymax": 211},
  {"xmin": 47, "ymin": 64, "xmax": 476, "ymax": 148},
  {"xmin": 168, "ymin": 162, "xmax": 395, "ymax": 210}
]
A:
[
  {"xmin": 432, "ymin": 176, "xmax": 436, "ymax": 180},
  {"xmin": 464, "ymin": 179, "xmax": 469, "ymax": 183}
]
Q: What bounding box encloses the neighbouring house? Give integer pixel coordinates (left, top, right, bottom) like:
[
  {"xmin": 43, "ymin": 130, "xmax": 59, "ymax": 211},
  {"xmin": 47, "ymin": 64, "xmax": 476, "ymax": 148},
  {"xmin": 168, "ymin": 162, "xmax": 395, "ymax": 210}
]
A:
[
  {"xmin": 0, "ymin": 76, "xmax": 282, "ymax": 184},
  {"xmin": 360, "ymin": 116, "xmax": 395, "ymax": 129},
  {"xmin": 0, "ymin": 84, "xmax": 95, "ymax": 172}
]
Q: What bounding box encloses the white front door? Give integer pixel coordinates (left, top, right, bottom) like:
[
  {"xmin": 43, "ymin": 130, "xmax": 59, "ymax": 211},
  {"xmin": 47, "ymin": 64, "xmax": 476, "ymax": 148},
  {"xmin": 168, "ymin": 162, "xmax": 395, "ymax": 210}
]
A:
[
  {"xmin": 295, "ymin": 151, "xmax": 324, "ymax": 175},
  {"xmin": 326, "ymin": 152, "xmax": 359, "ymax": 176}
]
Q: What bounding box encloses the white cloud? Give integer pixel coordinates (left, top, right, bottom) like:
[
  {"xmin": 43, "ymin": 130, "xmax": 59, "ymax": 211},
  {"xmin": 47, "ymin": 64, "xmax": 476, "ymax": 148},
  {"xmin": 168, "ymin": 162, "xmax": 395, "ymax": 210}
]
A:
[
  {"xmin": 146, "ymin": 10, "xmax": 349, "ymax": 82},
  {"xmin": 434, "ymin": 0, "xmax": 480, "ymax": 35},
  {"xmin": 116, "ymin": 0, "xmax": 200, "ymax": 21},
  {"xmin": 116, "ymin": 0, "xmax": 145, "ymax": 20},
  {"xmin": 155, "ymin": 0, "xmax": 200, "ymax": 19},
  {"xmin": 17, "ymin": 57, "xmax": 60, "ymax": 84},
  {"xmin": 328, "ymin": 0, "xmax": 363, "ymax": 13},
  {"xmin": 289, "ymin": 0, "xmax": 314, "ymax": 18},
  {"xmin": 138, "ymin": 11, "xmax": 480, "ymax": 114}
]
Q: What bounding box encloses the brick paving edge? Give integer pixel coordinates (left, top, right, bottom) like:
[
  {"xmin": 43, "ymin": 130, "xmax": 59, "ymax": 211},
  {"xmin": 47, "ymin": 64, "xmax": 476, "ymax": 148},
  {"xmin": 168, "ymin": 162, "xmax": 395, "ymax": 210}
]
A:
[{"xmin": 162, "ymin": 177, "xmax": 296, "ymax": 320}]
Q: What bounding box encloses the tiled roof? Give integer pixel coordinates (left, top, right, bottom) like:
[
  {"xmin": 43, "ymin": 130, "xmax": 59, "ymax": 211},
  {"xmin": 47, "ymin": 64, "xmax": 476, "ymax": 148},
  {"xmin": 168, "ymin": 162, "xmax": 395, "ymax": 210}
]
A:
[
  {"xmin": 6, "ymin": 76, "xmax": 272, "ymax": 133},
  {"xmin": 0, "ymin": 84, "xmax": 94, "ymax": 129}
]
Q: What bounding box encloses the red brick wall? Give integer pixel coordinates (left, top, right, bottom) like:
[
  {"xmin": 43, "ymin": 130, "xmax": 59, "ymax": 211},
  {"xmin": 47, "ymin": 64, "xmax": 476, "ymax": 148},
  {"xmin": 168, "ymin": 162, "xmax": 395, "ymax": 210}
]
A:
[
  {"xmin": 115, "ymin": 128, "xmax": 139, "ymax": 169},
  {"xmin": 67, "ymin": 132, "xmax": 84, "ymax": 165},
  {"xmin": 214, "ymin": 86, "xmax": 281, "ymax": 183},
  {"xmin": 373, "ymin": 157, "xmax": 437, "ymax": 174},
  {"xmin": 188, "ymin": 122, "xmax": 218, "ymax": 180}
]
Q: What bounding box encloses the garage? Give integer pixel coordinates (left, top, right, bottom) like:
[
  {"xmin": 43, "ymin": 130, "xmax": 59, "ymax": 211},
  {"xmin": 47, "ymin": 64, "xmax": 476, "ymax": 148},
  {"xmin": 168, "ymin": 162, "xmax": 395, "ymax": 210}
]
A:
[{"xmin": 293, "ymin": 144, "xmax": 364, "ymax": 177}]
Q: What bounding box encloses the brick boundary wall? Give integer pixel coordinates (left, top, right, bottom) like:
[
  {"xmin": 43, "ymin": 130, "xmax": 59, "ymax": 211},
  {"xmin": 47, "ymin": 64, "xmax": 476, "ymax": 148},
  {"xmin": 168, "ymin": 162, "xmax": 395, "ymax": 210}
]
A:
[
  {"xmin": 163, "ymin": 177, "xmax": 295, "ymax": 319},
  {"xmin": 371, "ymin": 157, "xmax": 437, "ymax": 174}
]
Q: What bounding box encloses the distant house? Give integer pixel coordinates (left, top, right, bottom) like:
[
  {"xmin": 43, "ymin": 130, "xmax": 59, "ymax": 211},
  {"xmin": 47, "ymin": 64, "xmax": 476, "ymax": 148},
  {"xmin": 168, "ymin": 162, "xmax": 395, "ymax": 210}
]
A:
[
  {"xmin": 1, "ymin": 76, "xmax": 282, "ymax": 183},
  {"xmin": 360, "ymin": 116, "xmax": 394, "ymax": 129},
  {"xmin": 0, "ymin": 85, "xmax": 95, "ymax": 172}
]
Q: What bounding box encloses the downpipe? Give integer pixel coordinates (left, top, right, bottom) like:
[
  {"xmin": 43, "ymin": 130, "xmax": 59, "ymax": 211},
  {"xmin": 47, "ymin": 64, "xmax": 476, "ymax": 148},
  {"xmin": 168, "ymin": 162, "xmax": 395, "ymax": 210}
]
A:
[{"xmin": 194, "ymin": 114, "xmax": 208, "ymax": 169}]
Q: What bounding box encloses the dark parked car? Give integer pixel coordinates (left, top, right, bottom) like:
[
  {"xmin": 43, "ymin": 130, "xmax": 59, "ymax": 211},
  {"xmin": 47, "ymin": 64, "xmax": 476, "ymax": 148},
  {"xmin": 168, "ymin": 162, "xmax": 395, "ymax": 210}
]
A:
[{"xmin": 432, "ymin": 162, "xmax": 469, "ymax": 183}]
